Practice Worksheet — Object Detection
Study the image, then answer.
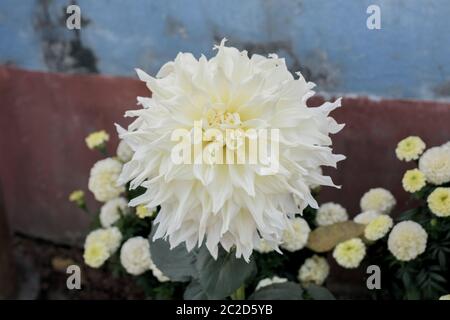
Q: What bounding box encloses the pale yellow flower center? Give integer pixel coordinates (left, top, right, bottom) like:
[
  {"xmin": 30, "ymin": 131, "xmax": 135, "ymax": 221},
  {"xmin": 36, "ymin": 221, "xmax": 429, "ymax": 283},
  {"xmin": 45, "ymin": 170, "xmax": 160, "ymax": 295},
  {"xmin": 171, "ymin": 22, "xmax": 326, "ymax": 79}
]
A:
[
  {"xmin": 202, "ymin": 109, "xmax": 247, "ymax": 155},
  {"xmin": 206, "ymin": 109, "xmax": 242, "ymax": 128}
]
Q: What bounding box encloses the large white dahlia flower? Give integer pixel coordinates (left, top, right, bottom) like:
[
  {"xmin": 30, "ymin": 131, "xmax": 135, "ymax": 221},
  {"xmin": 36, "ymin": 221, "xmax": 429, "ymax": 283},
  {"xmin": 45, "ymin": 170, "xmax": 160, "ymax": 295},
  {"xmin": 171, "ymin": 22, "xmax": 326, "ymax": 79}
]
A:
[{"xmin": 117, "ymin": 40, "xmax": 344, "ymax": 261}]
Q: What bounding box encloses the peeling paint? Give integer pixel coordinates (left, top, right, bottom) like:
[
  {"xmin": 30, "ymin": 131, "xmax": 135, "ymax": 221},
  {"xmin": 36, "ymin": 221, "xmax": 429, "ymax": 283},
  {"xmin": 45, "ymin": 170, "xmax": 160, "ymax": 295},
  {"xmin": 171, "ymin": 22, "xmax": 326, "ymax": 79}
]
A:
[
  {"xmin": 3, "ymin": 0, "xmax": 450, "ymax": 100},
  {"xmin": 33, "ymin": 0, "xmax": 97, "ymax": 73},
  {"xmin": 165, "ymin": 16, "xmax": 188, "ymax": 39},
  {"xmin": 300, "ymin": 49, "xmax": 340, "ymax": 91},
  {"xmin": 432, "ymin": 81, "xmax": 450, "ymax": 98}
]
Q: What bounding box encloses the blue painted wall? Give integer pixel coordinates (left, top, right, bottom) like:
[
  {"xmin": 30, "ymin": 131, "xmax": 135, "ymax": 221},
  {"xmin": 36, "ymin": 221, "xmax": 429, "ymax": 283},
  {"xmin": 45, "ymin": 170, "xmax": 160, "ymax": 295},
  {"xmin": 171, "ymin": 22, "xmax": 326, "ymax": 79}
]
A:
[{"xmin": 1, "ymin": 0, "xmax": 450, "ymax": 100}]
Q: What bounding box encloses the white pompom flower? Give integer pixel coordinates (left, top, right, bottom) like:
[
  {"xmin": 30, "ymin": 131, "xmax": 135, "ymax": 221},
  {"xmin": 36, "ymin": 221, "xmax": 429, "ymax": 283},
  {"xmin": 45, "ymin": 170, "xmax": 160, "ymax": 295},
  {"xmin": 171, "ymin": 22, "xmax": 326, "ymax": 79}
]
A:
[
  {"xmin": 388, "ymin": 221, "xmax": 427, "ymax": 261},
  {"xmin": 360, "ymin": 188, "xmax": 396, "ymax": 215},
  {"xmin": 99, "ymin": 197, "xmax": 130, "ymax": 227},
  {"xmin": 419, "ymin": 146, "xmax": 450, "ymax": 185},
  {"xmin": 255, "ymin": 239, "xmax": 276, "ymax": 254},
  {"xmin": 298, "ymin": 255, "xmax": 329, "ymax": 286},
  {"xmin": 83, "ymin": 241, "xmax": 109, "ymax": 268},
  {"xmin": 85, "ymin": 227, "xmax": 123, "ymax": 254},
  {"xmin": 116, "ymin": 140, "xmax": 134, "ymax": 163},
  {"xmin": 120, "ymin": 236, "xmax": 152, "ymax": 276},
  {"xmin": 88, "ymin": 158, "xmax": 125, "ymax": 202},
  {"xmin": 353, "ymin": 210, "xmax": 381, "ymax": 225},
  {"xmin": 255, "ymin": 276, "xmax": 288, "ymax": 291},
  {"xmin": 427, "ymin": 187, "xmax": 450, "ymax": 217},
  {"xmin": 395, "ymin": 136, "xmax": 426, "ymax": 161},
  {"xmin": 332, "ymin": 238, "xmax": 366, "ymax": 269},
  {"xmin": 116, "ymin": 39, "xmax": 344, "ymax": 261},
  {"xmin": 83, "ymin": 227, "xmax": 122, "ymax": 268},
  {"xmin": 315, "ymin": 202, "xmax": 348, "ymax": 226},
  {"xmin": 149, "ymin": 261, "xmax": 170, "ymax": 282},
  {"xmin": 364, "ymin": 215, "xmax": 393, "ymax": 241},
  {"xmin": 281, "ymin": 217, "xmax": 311, "ymax": 252}
]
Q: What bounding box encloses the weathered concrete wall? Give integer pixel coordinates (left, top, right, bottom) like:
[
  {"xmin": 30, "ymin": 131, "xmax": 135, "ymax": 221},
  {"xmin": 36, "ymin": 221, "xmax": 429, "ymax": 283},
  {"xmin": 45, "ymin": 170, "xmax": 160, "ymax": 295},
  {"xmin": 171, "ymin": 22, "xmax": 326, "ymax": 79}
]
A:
[{"xmin": 2, "ymin": 0, "xmax": 450, "ymax": 100}]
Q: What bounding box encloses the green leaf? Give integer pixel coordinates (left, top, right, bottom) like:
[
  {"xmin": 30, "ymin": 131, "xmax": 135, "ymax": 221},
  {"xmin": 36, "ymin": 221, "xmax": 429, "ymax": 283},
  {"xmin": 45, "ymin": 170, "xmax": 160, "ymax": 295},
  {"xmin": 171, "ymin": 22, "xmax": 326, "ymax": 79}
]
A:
[
  {"xmin": 195, "ymin": 246, "xmax": 256, "ymax": 299},
  {"xmin": 430, "ymin": 272, "xmax": 447, "ymax": 283},
  {"xmin": 405, "ymin": 285, "xmax": 421, "ymax": 300},
  {"xmin": 148, "ymin": 228, "xmax": 197, "ymax": 282},
  {"xmin": 401, "ymin": 270, "xmax": 411, "ymax": 287},
  {"xmin": 249, "ymin": 282, "xmax": 304, "ymax": 300},
  {"xmin": 438, "ymin": 251, "xmax": 447, "ymax": 269},
  {"xmin": 430, "ymin": 281, "xmax": 447, "ymax": 294},
  {"xmin": 398, "ymin": 208, "xmax": 419, "ymax": 221},
  {"xmin": 416, "ymin": 271, "xmax": 427, "ymax": 287},
  {"xmin": 89, "ymin": 211, "xmax": 101, "ymax": 229},
  {"xmin": 183, "ymin": 280, "xmax": 209, "ymax": 300},
  {"xmin": 305, "ymin": 284, "xmax": 336, "ymax": 300}
]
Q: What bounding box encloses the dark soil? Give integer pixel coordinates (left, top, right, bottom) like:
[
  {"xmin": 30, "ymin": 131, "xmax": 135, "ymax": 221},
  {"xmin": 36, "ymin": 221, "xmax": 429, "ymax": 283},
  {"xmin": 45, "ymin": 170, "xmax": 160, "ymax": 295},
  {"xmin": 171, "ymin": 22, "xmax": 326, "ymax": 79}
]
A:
[{"xmin": 13, "ymin": 235, "xmax": 146, "ymax": 300}]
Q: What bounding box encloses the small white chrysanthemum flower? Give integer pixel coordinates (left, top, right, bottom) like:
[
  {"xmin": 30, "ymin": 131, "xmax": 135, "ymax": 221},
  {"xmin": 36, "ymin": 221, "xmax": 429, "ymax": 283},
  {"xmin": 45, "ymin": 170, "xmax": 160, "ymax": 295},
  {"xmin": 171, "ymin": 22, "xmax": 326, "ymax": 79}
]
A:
[
  {"xmin": 315, "ymin": 202, "xmax": 348, "ymax": 226},
  {"xmin": 439, "ymin": 294, "xmax": 450, "ymax": 300},
  {"xmin": 100, "ymin": 197, "xmax": 130, "ymax": 227},
  {"xmin": 85, "ymin": 227, "xmax": 122, "ymax": 255},
  {"xmin": 353, "ymin": 210, "xmax": 381, "ymax": 225},
  {"xmin": 333, "ymin": 238, "xmax": 366, "ymax": 269},
  {"xmin": 255, "ymin": 239, "xmax": 276, "ymax": 254},
  {"xmin": 298, "ymin": 255, "xmax": 329, "ymax": 286},
  {"xmin": 395, "ymin": 136, "xmax": 426, "ymax": 161},
  {"xmin": 135, "ymin": 204, "xmax": 156, "ymax": 219},
  {"xmin": 88, "ymin": 158, "xmax": 125, "ymax": 202},
  {"xmin": 427, "ymin": 187, "xmax": 450, "ymax": 217},
  {"xmin": 364, "ymin": 215, "xmax": 393, "ymax": 241},
  {"xmin": 120, "ymin": 236, "xmax": 152, "ymax": 276},
  {"xmin": 419, "ymin": 146, "xmax": 450, "ymax": 185},
  {"xmin": 83, "ymin": 241, "xmax": 109, "ymax": 268},
  {"xmin": 116, "ymin": 140, "xmax": 134, "ymax": 163},
  {"xmin": 360, "ymin": 188, "xmax": 396, "ymax": 214},
  {"xmin": 281, "ymin": 217, "xmax": 311, "ymax": 252},
  {"xmin": 150, "ymin": 261, "xmax": 170, "ymax": 282},
  {"xmin": 388, "ymin": 221, "xmax": 427, "ymax": 261},
  {"xmin": 85, "ymin": 130, "xmax": 109, "ymax": 150},
  {"xmin": 117, "ymin": 40, "xmax": 344, "ymax": 261},
  {"xmin": 255, "ymin": 276, "xmax": 288, "ymax": 291},
  {"xmin": 402, "ymin": 169, "xmax": 426, "ymax": 193}
]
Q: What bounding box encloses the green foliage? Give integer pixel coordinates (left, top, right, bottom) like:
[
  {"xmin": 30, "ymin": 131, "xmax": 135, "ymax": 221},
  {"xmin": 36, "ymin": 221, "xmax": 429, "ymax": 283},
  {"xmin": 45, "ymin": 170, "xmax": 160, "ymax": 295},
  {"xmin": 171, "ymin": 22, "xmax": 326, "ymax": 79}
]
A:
[
  {"xmin": 149, "ymin": 228, "xmax": 197, "ymax": 282},
  {"xmin": 304, "ymin": 284, "xmax": 336, "ymax": 300},
  {"xmin": 183, "ymin": 280, "xmax": 208, "ymax": 300},
  {"xmin": 195, "ymin": 246, "xmax": 256, "ymax": 299},
  {"xmin": 135, "ymin": 273, "xmax": 184, "ymax": 299},
  {"xmin": 116, "ymin": 213, "xmax": 151, "ymax": 240},
  {"xmin": 125, "ymin": 184, "xmax": 147, "ymax": 200},
  {"xmin": 89, "ymin": 211, "xmax": 102, "ymax": 230},
  {"xmin": 149, "ymin": 235, "xmax": 257, "ymax": 300},
  {"xmin": 367, "ymin": 179, "xmax": 450, "ymax": 300},
  {"xmin": 248, "ymin": 282, "xmax": 304, "ymax": 300},
  {"xmin": 253, "ymin": 251, "xmax": 288, "ymax": 280}
]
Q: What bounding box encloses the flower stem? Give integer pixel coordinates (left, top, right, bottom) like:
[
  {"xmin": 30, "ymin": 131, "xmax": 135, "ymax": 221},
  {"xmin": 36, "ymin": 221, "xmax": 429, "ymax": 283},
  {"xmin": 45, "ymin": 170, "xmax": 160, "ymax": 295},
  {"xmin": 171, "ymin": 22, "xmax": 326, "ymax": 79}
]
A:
[{"xmin": 231, "ymin": 285, "xmax": 245, "ymax": 300}]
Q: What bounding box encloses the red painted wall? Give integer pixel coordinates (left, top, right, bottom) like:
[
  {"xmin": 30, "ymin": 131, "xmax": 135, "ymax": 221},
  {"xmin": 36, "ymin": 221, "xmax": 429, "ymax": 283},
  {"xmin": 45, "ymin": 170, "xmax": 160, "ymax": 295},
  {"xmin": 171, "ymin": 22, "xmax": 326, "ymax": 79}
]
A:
[
  {"xmin": 1, "ymin": 67, "xmax": 449, "ymax": 245},
  {"xmin": 0, "ymin": 67, "xmax": 147, "ymax": 244}
]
